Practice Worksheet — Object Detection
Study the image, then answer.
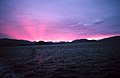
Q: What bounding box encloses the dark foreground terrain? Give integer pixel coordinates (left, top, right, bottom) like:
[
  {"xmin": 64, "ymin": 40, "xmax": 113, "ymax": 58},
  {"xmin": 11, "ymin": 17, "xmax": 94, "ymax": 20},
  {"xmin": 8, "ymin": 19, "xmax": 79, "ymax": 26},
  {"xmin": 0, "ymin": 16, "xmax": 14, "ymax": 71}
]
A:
[{"xmin": 0, "ymin": 42, "xmax": 120, "ymax": 78}]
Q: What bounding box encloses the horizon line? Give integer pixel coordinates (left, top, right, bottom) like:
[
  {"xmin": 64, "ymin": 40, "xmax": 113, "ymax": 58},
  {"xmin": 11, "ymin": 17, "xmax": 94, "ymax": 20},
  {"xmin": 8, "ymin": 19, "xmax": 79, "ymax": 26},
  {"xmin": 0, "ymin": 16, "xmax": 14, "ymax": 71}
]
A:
[{"xmin": 0, "ymin": 35, "xmax": 120, "ymax": 42}]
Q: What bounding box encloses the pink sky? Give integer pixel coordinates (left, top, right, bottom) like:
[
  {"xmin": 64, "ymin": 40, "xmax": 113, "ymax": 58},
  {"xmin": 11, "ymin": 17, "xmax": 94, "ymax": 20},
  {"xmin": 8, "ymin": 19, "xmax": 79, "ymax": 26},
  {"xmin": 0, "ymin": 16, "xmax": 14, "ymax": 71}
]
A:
[{"xmin": 0, "ymin": 0, "xmax": 120, "ymax": 42}]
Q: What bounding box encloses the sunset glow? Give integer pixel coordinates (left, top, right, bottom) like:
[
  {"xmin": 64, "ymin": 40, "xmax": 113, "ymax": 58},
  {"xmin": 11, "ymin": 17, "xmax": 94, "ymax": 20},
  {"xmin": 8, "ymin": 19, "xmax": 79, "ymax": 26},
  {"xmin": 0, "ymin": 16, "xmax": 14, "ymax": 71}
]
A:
[{"xmin": 0, "ymin": 0, "xmax": 120, "ymax": 41}]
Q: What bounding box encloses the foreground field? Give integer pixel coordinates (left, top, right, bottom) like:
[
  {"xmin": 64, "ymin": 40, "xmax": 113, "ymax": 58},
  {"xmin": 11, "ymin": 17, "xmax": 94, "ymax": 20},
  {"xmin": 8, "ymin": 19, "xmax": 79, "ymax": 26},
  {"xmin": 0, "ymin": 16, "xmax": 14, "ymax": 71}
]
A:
[{"xmin": 0, "ymin": 42, "xmax": 120, "ymax": 78}]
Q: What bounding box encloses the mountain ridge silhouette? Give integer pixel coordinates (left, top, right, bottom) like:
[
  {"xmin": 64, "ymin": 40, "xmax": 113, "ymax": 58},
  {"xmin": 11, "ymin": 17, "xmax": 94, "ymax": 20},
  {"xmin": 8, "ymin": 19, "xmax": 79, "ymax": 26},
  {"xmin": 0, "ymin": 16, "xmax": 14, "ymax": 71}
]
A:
[{"xmin": 0, "ymin": 36, "xmax": 120, "ymax": 47}]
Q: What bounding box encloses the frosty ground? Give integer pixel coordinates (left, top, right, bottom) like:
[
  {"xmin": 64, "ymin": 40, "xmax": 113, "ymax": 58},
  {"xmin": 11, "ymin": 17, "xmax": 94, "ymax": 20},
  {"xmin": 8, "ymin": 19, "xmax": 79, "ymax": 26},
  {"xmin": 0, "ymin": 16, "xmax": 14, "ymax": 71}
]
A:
[{"xmin": 0, "ymin": 42, "xmax": 120, "ymax": 78}]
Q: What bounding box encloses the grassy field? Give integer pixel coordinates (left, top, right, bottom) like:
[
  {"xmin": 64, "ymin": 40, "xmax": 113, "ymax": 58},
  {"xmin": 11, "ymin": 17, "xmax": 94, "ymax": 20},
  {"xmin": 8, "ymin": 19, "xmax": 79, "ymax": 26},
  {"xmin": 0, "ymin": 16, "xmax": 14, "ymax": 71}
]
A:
[{"xmin": 0, "ymin": 42, "xmax": 120, "ymax": 78}]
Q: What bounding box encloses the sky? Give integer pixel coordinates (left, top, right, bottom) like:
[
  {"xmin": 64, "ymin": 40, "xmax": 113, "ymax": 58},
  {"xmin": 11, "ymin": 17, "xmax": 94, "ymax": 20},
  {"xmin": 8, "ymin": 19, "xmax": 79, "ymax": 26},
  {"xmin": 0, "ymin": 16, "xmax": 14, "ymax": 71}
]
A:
[{"xmin": 0, "ymin": 0, "xmax": 120, "ymax": 42}]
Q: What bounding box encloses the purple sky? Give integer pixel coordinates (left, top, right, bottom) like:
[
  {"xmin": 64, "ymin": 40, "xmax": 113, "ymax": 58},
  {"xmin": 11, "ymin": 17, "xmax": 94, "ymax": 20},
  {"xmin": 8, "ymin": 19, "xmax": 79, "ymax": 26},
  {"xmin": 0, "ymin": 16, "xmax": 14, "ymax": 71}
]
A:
[{"xmin": 0, "ymin": 0, "xmax": 120, "ymax": 41}]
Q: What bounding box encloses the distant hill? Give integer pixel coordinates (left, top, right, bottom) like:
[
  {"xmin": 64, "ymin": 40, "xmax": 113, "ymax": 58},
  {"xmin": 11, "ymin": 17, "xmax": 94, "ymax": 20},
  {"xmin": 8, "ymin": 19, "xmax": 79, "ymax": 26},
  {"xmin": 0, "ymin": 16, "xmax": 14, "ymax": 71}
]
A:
[
  {"xmin": 35, "ymin": 41, "xmax": 53, "ymax": 45},
  {"xmin": 99, "ymin": 36, "xmax": 120, "ymax": 42},
  {"xmin": 0, "ymin": 38, "xmax": 33, "ymax": 47},
  {"xmin": 72, "ymin": 36, "xmax": 120, "ymax": 43},
  {"xmin": 72, "ymin": 39, "xmax": 97, "ymax": 43},
  {"xmin": 0, "ymin": 36, "xmax": 120, "ymax": 47}
]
